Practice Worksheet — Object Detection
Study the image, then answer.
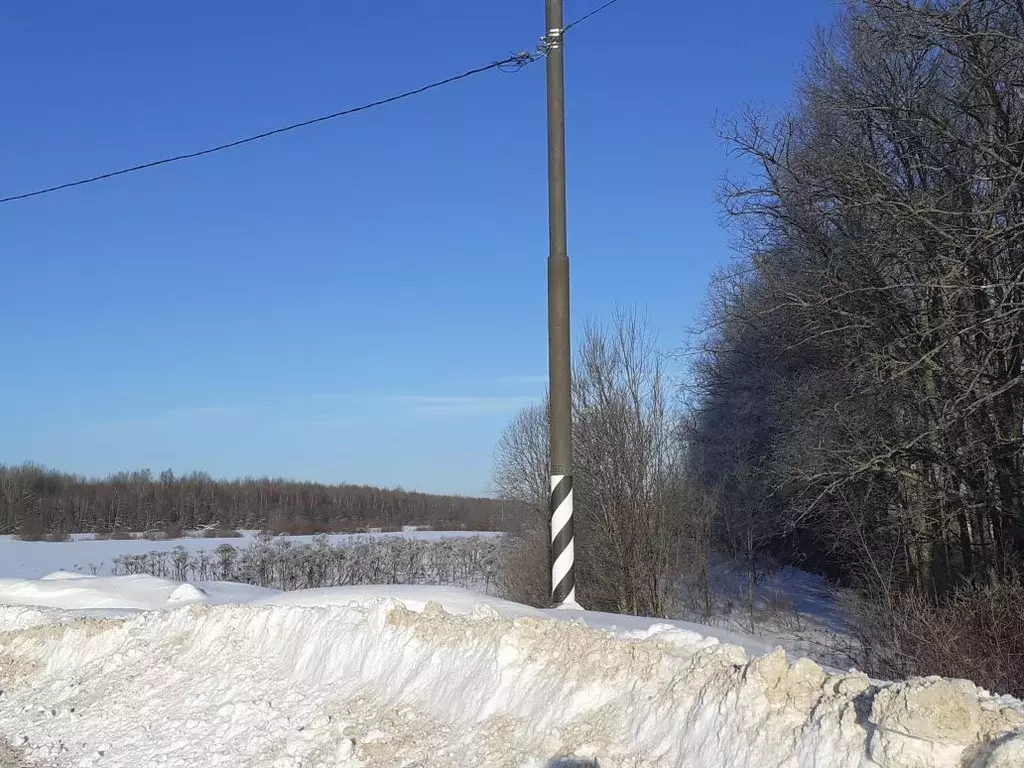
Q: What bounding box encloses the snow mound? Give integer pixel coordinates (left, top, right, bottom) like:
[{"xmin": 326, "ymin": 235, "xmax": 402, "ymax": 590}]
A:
[
  {"xmin": 554, "ymin": 606, "xmax": 776, "ymax": 658},
  {"xmin": 38, "ymin": 570, "xmax": 96, "ymax": 581},
  {"xmin": 0, "ymin": 575, "xmax": 282, "ymax": 616},
  {"xmin": 0, "ymin": 573, "xmax": 186, "ymax": 611},
  {"xmin": 259, "ymin": 583, "xmax": 549, "ymax": 618},
  {"xmin": 194, "ymin": 581, "xmax": 281, "ymax": 604},
  {"xmin": 166, "ymin": 583, "xmax": 208, "ymax": 604},
  {"xmin": 259, "ymin": 587, "xmax": 775, "ymax": 657},
  {"xmin": 1, "ymin": 595, "xmax": 1022, "ymax": 766},
  {"xmin": 0, "ymin": 605, "xmax": 56, "ymax": 632}
]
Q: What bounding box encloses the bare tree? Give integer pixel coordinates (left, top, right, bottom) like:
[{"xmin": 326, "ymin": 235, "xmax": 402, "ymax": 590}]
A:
[
  {"xmin": 492, "ymin": 403, "xmax": 549, "ymax": 533},
  {"xmin": 493, "ymin": 309, "xmax": 684, "ymax": 616},
  {"xmin": 572, "ymin": 310, "xmax": 682, "ymax": 616}
]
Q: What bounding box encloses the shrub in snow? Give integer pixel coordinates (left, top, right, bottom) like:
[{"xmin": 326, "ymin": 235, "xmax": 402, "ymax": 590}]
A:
[
  {"xmin": 95, "ymin": 531, "xmax": 136, "ymax": 541},
  {"xmin": 853, "ymin": 576, "xmax": 1024, "ymax": 699},
  {"xmin": 15, "ymin": 531, "xmax": 71, "ymax": 543},
  {"xmin": 111, "ymin": 535, "xmax": 506, "ymax": 594},
  {"xmin": 201, "ymin": 528, "xmax": 242, "ymax": 539}
]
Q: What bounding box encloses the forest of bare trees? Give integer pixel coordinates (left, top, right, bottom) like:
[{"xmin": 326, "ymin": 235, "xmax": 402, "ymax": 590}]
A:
[
  {"xmin": 691, "ymin": 0, "xmax": 1024, "ymax": 693},
  {"xmin": 494, "ymin": 0, "xmax": 1024, "ymax": 696},
  {"xmin": 0, "ymin": 463, "xmax": 518, "ymax": 536}
]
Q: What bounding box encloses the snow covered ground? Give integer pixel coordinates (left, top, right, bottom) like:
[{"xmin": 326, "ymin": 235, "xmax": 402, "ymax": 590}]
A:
[
  {"xmin": 0, "ymin": 531, "xmax": 498, "ymax": 580},
  {"xmin": 676, "ymin": 562, "xmax": 861, "ymax": 671},
  {"xmin": 1, "ymin": 573, "xmax": 1023, "ymax": 767}
]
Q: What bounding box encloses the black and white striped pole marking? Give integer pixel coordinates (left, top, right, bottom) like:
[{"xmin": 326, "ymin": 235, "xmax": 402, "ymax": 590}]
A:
[{"xmin": 550, "ymin": 473, "xmax": 576, "ymax": 605}]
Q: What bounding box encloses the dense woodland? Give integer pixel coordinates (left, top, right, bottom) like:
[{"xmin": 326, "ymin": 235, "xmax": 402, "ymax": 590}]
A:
[
  {"xmin": 693, "ymin": 0, "xmax": 1024, "ymax": 693},
  {"xmin": 695, "ymin": 0, "xmax": 1024, "ymax": 586},
  {"xmin": 0, "ymin": 464, "xmax": 517, "ymax": 535},
  {"xmin": 495, "ymin": 0, "xmax": 1024, "ymax": 697}
]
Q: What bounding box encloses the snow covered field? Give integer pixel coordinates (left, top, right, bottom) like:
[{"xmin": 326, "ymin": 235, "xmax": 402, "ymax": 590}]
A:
[
  {"xmin": 1, "ymin": 573, "xmax": 1023, "ymax": 767},
  {"xmin": 678, "ymin": 562, "xmax": 860, "ymax": 672},
  {"xmin": 0, "ymin": 531, "xmax": 498, "ymax": 580}
]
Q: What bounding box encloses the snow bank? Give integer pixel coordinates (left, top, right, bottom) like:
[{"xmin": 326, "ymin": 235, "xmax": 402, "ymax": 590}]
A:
[
  {"xmin": 553, "ymin": 606, "xmax": 778, "ymax": 659},
  {"xmin": 260, "ymin": 583, "xmax": 549, "ymax": 618},
  {"xmin": 1, "ymin": 586, "xmax": 1022, "ymax": 766},
  {"xmin": 0, "ymin": 573, "xmax": 187, "ymax": 611},
  {"xmin": 0, "ymin": 574, "xmax": 281, "ymax": 635},
  {"xmin": 0, "ymin": 577, "xmax": 778, "ymax": 659},
  {"xmin": 0, "ymin": 573, "xmax": 279, "ymax": 612},
  {"xmin": 37, "ymin": 570, "xmax": 95, "ymax": 581}
]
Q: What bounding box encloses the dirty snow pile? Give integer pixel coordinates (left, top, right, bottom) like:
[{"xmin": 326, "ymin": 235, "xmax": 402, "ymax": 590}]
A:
[{"xmin": 0, "ymin": 574, "xmax": 1023, "ymax": 767}]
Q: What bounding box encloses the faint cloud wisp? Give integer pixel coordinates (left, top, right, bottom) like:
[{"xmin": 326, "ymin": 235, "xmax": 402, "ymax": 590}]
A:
[
  {"xmin": 90, "ymin": 387, "xmax": 542, "ymax": 434},
  {"xmin": 93, "ymin": 404, "xmax": 250, "ymax": 431},
  {"xmin": 394, "ymin": 394, "xmax": 539, "ymax": 419}
]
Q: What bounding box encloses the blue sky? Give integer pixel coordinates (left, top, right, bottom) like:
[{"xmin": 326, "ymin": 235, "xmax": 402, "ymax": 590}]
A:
[{"xmin": 0, "ymin": 0, "xmax": 836, "ymax": 496}]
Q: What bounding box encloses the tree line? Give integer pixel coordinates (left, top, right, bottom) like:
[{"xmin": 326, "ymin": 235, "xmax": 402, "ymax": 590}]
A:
[
  {"xmin": 0, "ymin": 464, "xmax": 520, "ymax": 536},
  {"xmin": 494, "ymin": 0, "xmax": 1024, "ymax": 696},
  {"xmin": 687, "ymin": 0, "xmax": 1024, "ymax": 692}
]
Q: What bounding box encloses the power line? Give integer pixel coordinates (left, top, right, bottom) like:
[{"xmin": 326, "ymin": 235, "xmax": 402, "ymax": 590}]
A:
[
  {"xmin": 0, "ymin": 58, "xmax": 534, "ymax": 205},
  {"xmin": 0, "ymin": 1, "xmax": 626, "ymax": 205},
  {"xmin": 564, "ymin": 0, "xmax": 624, "ymax": 32}
]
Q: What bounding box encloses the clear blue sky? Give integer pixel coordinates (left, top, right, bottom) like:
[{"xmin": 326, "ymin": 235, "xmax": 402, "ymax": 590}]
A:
[{"xmin": 0, "ymin": 0, "xmax": 836, "ymax": 496}]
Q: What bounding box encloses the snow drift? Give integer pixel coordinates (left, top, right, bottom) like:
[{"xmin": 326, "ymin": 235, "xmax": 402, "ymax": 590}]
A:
[{"xmin": 0, "ymin": 578, "xmax": 1022, "ymax": 767}]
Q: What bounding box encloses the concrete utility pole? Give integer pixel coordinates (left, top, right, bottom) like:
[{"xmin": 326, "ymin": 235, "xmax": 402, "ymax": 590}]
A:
[{"xmin": 545, "ymin": 0, "xmax": 577, "ymax": 608}]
